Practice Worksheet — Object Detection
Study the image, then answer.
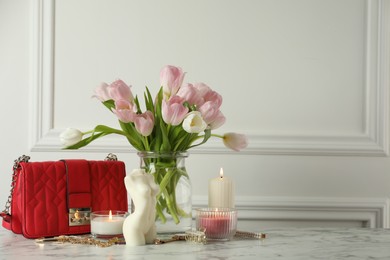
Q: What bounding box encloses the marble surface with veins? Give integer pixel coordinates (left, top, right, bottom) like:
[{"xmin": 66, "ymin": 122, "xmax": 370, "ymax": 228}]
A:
[{"xmin": 1, "ymin": 227, "xmax": 390, "ymax": 259}]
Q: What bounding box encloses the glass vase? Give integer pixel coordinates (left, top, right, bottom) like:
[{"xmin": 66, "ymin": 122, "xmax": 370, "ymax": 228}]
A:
[{"xmin": 137, "ymin": 151, "xmax": 192, "ymax": 234}]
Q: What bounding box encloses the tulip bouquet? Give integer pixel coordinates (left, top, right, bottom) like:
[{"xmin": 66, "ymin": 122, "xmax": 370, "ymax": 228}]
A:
[{"xmin": 61, "ymin": 65, "xmax": 247, "ymax": 228}]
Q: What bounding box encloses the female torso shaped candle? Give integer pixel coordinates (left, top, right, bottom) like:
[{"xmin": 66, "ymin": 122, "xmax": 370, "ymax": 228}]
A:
[
  {"xmin": 208, "ymin": 168, "xmax": 235, "ymax": 208},
  {"xmin": 122, "ymin": 169, "xmax": 160, "ymax": 246}
]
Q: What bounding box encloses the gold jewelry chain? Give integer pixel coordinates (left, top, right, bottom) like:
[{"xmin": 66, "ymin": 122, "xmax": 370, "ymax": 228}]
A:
[
  {"xmin": 36, "ymin": 236, "xmax": 122, "ymax": 248},
  {"xmin": 36, "ymin": 230, "xmax": 265, "ymax": 248},
  {"xmin": 235, "ymin": 230, "xmax": 266, "ymax": 239}
]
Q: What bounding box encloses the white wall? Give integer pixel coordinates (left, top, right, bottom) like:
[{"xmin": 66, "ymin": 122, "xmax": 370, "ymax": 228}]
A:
[
  {"xmin": 0, "ymin": 0, "xmax": 31, "ymax": 211},
  {"xmin": 1, "ymin": 0, "xmax": 390, "ymax": 229}
]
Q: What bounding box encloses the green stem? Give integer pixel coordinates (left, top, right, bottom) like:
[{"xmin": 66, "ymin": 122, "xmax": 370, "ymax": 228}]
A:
[
  {"xmin": 143, "ymin": 136, "xmax": 150, "ymax": 151},
  {"xmin": 82, "ymin": 129, "xmax": 94, "ymax": 135},
  {"xmin": 143, "ymin": 155, "xmax": 190, "ymax": 225},
  {"xmin": 211, "ymin": 133, "xmax": 224, "ymax": 139},
  {"xmin": 161, "ymin": 188, "xmax": 180, "ymax": 224},
  {"xmin": 155, "ymin": 202, "xmax": 166, "ymax": 223},
  {"xmin": 156, "ymin": 167, "xmax": 177, "ymax": 200}
]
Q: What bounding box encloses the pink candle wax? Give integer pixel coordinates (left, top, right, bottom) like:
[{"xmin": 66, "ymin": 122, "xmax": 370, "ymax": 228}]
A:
[{"xmin": 196, "ymin": 208, "xmax": 237, "ymax": 240}]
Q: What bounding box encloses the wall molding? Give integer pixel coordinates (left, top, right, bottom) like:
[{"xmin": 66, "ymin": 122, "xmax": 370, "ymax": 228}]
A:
[
  {"xmin": 193, "ymin": 196, "xmax": 390, "ymax": 228},
  {"xmin": 29, "ymin": 0, "xmax": 389, "ymax": 156}
]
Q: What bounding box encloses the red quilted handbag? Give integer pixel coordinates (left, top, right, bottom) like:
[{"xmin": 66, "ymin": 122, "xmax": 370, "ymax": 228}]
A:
[{"xmin": 1, "ymin": 154, "xmax": 128, "ymax": 238}]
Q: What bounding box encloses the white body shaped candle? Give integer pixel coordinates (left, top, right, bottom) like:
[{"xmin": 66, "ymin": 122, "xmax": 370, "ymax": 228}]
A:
[{"xmin": 123, "ymin": 169, "xmax": 160, "ymax": 246}]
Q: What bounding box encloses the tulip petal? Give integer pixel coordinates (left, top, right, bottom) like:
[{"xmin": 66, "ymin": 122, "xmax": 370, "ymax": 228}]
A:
[
  {"xmin": 162, "ymin": 95, "xmax": 188, "ymax": 126},
  {"xmin": 109, "ymin": 79, "xmax": 134, "ymax": 102},
  {"xmin": 160, "ymin": 65, "xmax": 185, "ymax": 99},
  {"xmin": 182, "ymin": 111, "xmax": 207, "ymax": 133},
  {"xmin": 60, "ymin": 128, "xmax": 83, "ymax": 146},
  {"xmin": 223, "ymin": 132, "xmax": 248, "ymax": 151}
]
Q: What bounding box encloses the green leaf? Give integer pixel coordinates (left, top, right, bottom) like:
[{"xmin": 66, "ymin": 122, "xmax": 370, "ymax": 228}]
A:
[
  {"xmin": 94, "ymin": 124, "xmax": 126, "ymax": 135},
  {"xmin": 188, "ymin": 128, "xmax": 212, "ymax": 149},
  {"xmin": 118, "ymin": 121, "xmax": 144, "ymax": 150},
  {"xmin": 170, "ymin": 125, "xmax": 186, "ymax": 145},
  {"xmin": 144, "ymin": 87, "xmax": 155, "ymax": 114},
  {"xmin": 151, "ymin": 117, "xmax": 162, "ymax": 151},
  {"xmin": 159, "ymin": 119, "xmax": 171, "ymax": 151},
  {"xmin": 64, "ymin": 132, "xmax": 107, "ymax": 149},
  {"xmin": 102, "ymin": 100, "xmax": 115, "ymax": 111},
  {"xmin": 133, "ymin": 96, "xmax": 142, "ymax": 113},
  {"xmin": 173, "ymin": 135, "xmax": 188, "ymax": 151},
  {"xmin": 154, "ymin": 88, "xmax": 171, "ymax": 151},
  {"xmin": 64, "ymin": 124, "xmax": 129, "ymax": 150}
]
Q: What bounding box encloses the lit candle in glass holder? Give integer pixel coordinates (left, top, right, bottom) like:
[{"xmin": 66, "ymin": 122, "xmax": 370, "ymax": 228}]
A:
[
  {"xmin": 195, "ymin": 208, "xmax": 237, "ymax": 240},
  {"xmin": 91, "ymin": 210, "xmax": 128, "ymax": 238}
]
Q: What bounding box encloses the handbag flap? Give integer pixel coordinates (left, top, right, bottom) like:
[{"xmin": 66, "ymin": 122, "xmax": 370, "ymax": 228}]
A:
[
  {"xmin": 19, "ymin": 161, "xmax": 69, "ymax": 238},
  {"xmin": 64, "ymin": 160, "xmax": 92, "ymax": 209}
]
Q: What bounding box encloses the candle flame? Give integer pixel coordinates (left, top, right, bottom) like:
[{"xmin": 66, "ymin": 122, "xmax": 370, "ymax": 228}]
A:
[
  {"xmin": 109, "ymin": 210, "xmax": 112, "ymax": 220},
  {"xmin": 219, "ymin": 168, "xmax": 224, "ymax": 178}
]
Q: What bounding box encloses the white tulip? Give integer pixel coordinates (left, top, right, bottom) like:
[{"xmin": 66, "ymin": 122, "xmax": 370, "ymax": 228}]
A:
[
  {"xmin": 60, "ymin": 128, "xmax": 83, "ymax": 146},
  {"xmin": 222, "ymin": 132, "xmax": 248, "ymax": 152},
  {"xmin": 182, "ymin": 112, "xmax": 207, "ymax": 133}
]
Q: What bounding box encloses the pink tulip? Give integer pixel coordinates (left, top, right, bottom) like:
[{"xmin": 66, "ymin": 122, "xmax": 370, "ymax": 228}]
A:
[
  {"xmin": 203, "ymin": 90, "xmax": 222, "ymax": 108},
  {"xmin": 134, "ymin": 111, "xmax": 154, "ymax": 136},
  {"xmin": 193, "ymin": 82, "xmax": 211, "ymax": 97},
  {"xmin": 198, "ymin": 101, "xmax": 222, "ymax": 125},
  {"xmin": 93, "ymin": 82, "xmax": 112, "ymax": 102},
  {"xmin": 209, "ymin": 111, "xmax": 226, "ymax": 130},
  {"xmin": 160, "ymin": 65, "xmax": 185, "ymax": 99},
  {"xmin": 162, "ymin": 95, "xmax": 189, "ymax": 126},
  {"xmin": 177, "ymin": 83, "xmax": 203, "ymax": 107},
  {"xmin": 193, "ymin": 82, "xmax": 222, "ymax": 108},
  {"xmin": 112, "ymin": 99, "xmax": 136, "ymax": 123},
  {"xmin": 223, "ymin": 133, "xmax": 248, "ymax": 152},
  {"xmin": 109, "ymin": 79, "xmax": 134, "ymax": 102}
]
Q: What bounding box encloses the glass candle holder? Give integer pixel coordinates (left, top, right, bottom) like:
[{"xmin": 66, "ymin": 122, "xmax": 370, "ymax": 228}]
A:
[
  {"xmin": 91, "ymin": 210, "xmax": 129, "ymax": 238},
  {"xmin": 195, "ymin": 208, "xmax": 237, "ymax": 241}
]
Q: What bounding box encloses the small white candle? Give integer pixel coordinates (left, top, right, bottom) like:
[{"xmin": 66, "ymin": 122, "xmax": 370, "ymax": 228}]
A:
[
  {"xmin": 208, "ymin": 168, "xmax": 235, "ymax": 208},
  {"xmin": 91, "ymin": 210, "xmax": 126, "ymax": 236}
]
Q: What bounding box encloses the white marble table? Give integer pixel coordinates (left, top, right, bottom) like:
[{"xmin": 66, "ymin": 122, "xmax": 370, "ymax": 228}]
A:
[{"xmin": 1, "ymin": 227, "xmax": 390, "ymax": 259}]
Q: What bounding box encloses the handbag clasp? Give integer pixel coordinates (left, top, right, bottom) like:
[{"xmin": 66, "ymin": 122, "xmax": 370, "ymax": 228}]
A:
[{"xmin": 69, "ymin": 208, "xmax": 91, "ymax": 226}]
